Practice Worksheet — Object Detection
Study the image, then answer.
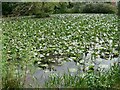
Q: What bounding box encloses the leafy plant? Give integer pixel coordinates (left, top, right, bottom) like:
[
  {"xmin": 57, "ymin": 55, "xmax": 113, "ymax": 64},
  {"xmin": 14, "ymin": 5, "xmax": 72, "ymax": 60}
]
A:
[
  {"xmin": 2, "ymin": 14, "xmax": 119, "ymax": 88},
  {"xmin": 45, "ymin": 63, "xmax": 120, "ymax": 89}
]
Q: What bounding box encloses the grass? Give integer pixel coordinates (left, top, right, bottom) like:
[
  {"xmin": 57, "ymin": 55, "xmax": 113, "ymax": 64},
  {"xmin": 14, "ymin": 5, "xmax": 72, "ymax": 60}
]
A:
[
  {"xmin": 45, "ymin": 63, "xmax": 120, "ymax": 89},
  {"xmin": 2, "ymin": 47, "xmax": 32, "ymax": 89},
  {"xmin": 2, "ymin": 14, "xmax": 120, "ymax": 88}
]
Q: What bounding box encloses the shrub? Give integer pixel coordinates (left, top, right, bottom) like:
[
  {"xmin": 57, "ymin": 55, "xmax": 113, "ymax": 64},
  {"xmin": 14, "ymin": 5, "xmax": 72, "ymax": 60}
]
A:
[
  {"xmin": 34, "ymin": 12, "xmax": 50, "ymax": 18},
  {"xmin": 82, "ymin": 3, "xmax": 117, "ymax": 14},
  {"xmin": 118, "ymin": 1, "xmax": 120, "ymax": 16},
  {"xmin": 2, "ymin": 2, "xmax": 51, "ymax": 17},
  {"xmin": 2, "ymin": 63, "xmax": 23, "ymax": 89},
  {"xmin": 53, "ymin": 3, "xmax": 67, "ymax": 14}
]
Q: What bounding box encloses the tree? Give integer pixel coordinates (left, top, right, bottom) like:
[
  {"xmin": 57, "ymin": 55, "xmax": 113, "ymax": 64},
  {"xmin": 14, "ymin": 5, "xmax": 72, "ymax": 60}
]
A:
[
  {"xmin": 2, "ymin": 2, "xmax": 54, "ymax": 17},
  {"xmin": 118, "ymin": 1, "xmax": 120, "ymax": 16}
]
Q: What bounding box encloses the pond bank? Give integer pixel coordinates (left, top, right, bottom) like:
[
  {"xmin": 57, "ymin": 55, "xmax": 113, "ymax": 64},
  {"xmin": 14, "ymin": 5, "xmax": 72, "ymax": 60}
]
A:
[{"xmin": 24, "ymin": 57, "xmax": 119, "ymax": 88}]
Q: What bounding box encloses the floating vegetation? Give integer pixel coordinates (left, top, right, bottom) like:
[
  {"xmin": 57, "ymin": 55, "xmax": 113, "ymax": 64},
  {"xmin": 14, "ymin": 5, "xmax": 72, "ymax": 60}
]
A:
[{"xmin": 2, "ymin": 14, "xmax": 119, "ymax": 70}]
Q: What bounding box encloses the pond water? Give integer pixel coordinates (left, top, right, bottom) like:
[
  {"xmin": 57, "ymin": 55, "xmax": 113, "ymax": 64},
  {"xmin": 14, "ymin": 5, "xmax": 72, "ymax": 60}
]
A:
[{"xmin": 24, "ymin": 57, "xmax": 119, "ymax": 87}]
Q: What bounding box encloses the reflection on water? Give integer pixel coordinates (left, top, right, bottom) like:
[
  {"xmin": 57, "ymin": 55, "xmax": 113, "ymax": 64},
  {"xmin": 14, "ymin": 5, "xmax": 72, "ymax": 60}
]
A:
[{"xmin": 24, "ymin": 57, "xmax": 119, "ymax": 87}]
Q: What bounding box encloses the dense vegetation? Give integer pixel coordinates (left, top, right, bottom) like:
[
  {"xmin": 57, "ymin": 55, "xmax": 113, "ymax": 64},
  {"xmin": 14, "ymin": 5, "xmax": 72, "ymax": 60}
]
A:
[
  {"xmin": 2, "ymin": 2, "xmax": 118, "ymax": 17},
  {"xmin": 3, "ymin": 14, "xmax": 119, "ymax": 69},
  {"xmin": 45, "ymin": 63, "xmax": 120, "ymax": 88},
  {"xmin": 2, "ymin": 14, "xmax": 119, "ymax": 88},
  {"xmin": 1, "ymin": 1, "xmax": 120, "ymax": 89}
]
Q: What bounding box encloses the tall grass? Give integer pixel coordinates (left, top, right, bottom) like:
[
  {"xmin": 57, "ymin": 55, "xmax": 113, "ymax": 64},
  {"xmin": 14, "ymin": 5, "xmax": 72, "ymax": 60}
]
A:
[
  {"xmin": 45, "ymin": 63, "xmax": 120, "ymax": 89},
  {"xmin": 2, "ymin": 48, "xmax": 32, "ymax": 89},
  {"xmin": 2, "ymin": 60, "xmax": 25, "ymax": 89}
]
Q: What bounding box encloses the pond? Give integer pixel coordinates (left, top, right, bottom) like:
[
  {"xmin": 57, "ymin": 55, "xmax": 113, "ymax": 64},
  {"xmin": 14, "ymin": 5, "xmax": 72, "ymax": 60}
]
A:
[
  {"xmin": 2, "ymin": 14, "xmax": 119, "ymax": 88},
  {"xmin": 24, "ymin": 57, "xmax": 119, "ymax": 87}
]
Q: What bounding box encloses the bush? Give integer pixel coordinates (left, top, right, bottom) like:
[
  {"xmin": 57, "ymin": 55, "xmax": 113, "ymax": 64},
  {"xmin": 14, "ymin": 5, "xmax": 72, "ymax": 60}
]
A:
[
  {"xmin": 54, "ymin": 2, "xmax": 84, "ymax": 14},
  {"xmin": 2, "ymin": 2, "xmax": 51, "ymax": 17},
  {"xmin": 34, "ymin": 12, "xmax": 50, "ymax": 18},
  {"xmin": 82, "ymin": 3, "xmax": 117, "ymax": 14},
  {"xmin": 2, "ymin": 2, "xmax": 17, "ymax": 16},
  {"xmin": 53, "ymin": 3, "xmax": 67, "ymax": 14},
  {"xmin": 118, "ymin": 1, "xmax": 120, "ymax": 16},
  {"xmin": 2, "ymin": 63, "xmax": 24, "ymax": 89}
]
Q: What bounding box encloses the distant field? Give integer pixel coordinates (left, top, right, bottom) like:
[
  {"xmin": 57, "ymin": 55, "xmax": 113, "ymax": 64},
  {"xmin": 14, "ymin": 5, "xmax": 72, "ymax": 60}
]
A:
[{"xmin": 2, "ymin": 14, "xmax": 119, "ymax": 70}]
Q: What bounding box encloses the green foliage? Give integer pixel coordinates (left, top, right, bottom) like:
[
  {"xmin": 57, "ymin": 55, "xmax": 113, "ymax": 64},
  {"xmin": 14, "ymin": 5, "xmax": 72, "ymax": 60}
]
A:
[
  {"xmin": 2, "ymin": 14, "xmax": 119, "ymax": 88},
  {"xmin": 53, "ymin": 2, "xmax": 117, "ymax": 14},
  {"xmin": 72, "ymin": 3, "xmax": 84, "ymax": 13},
  {"xmin": 118, "ymin": 1, "xmax": 120, "ymax": 16},
  {"xmin": 45, "ymin": 63, "xmax": 120, "ymax": 89},
  {"xmin": 2, "ymin": 2, "xmax": 52, "ymax": 17},
  {"xmin": 3, "ymin": 14, "xmax": 118, "ymax": 71},
  {"xmin": 2, "ymin": 2, "xmax": 118, "ymax": 17},
  {"xmin": 82, "ymin": 3, "xmax": 117, "ymax": 14},
  {"xmin": 34, "ymin": 12, "xmax": 50, "ymax": 18},
  {"xmin": 53, "ymin": 2, "xmax": 84, "ymax": 14},
  {"xmin": 53, "ymin": 2, "xmax": 68, "ymax": 14},
  {"xmin": 45, "ymin": 73, "xmax": 87, "ymax": 88},
  {"xmin": 2, "ymin": 49, "xmax": 32, "ymax": 89},
  {"xmin": 2, "ymin": 2, "xmax": 16, "ymax": 16},
  {"xmin": 33, "ymin": 3, "xmax": 50, "ymax": 18},
  {"xmin": 2, "ymin": 59, "xmax": 24, "ymax": 89}
]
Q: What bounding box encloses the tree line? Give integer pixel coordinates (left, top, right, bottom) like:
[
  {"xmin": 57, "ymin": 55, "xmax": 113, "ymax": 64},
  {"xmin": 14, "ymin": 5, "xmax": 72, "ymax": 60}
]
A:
[{"xmin": 2, "ymin": 2, "xmax": 118, "ymax": 17}]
